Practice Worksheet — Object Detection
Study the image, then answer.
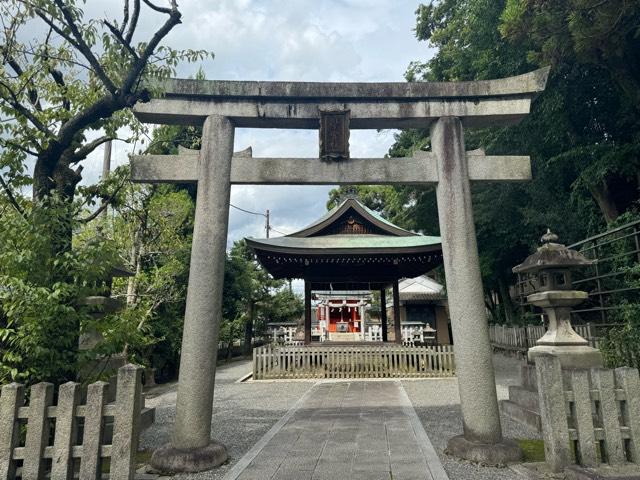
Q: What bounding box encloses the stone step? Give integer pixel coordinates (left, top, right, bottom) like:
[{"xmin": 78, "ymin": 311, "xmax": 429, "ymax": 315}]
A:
[
  {"xmin": 508, "ymin": 385, "xmax": 539, "ymax": 412},
  {"xmin": 500, "ymin": 399, "xmax": 542, "ymax": 433}
]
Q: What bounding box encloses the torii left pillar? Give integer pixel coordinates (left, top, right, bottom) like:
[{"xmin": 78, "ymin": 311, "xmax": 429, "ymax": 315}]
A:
[{"xmin": 151, "ymin": 115, "xmax": 233, "ymax": 472}]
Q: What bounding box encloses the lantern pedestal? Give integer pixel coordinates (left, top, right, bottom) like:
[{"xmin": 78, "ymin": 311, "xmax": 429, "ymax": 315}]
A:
[{"xmin": 526, "ymin": 290, "xmax": 603, "ymax": 369}]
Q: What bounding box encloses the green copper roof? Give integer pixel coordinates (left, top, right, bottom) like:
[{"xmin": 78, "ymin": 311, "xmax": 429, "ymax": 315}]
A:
[
  {"xmin": 246, "ymin": 234, "xmax": 440, "ymax": 254},
  {"xmin": 246, "ymin": 197, "xmax": 441, "ymax": 257}
]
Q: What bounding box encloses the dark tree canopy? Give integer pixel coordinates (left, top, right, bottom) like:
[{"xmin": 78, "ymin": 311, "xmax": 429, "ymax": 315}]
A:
[{"xmin": 331, "ymin": 0, "xmax": 640, "ymax": 324}]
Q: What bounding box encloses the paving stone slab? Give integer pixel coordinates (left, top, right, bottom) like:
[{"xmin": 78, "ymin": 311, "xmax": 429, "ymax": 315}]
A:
[{"xmin": 223, "ymin": 381, "xmax": 449, "ymax": 480}]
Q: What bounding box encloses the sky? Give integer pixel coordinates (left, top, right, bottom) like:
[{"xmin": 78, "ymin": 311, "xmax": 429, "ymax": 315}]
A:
[{"xmin": 79, "ymin": 0, "xmax": 434, "ymax": 260}]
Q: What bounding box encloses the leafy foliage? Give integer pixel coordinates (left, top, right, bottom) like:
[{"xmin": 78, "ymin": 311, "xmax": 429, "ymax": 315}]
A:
[
  {"xmin": 332, "ymin": 0, "xmax": 639, "ymax": 325},
  {"xmin": 0, "ymin": 0, "xmax": 211, "ymax": 202},
  {"xmin": 0, "ymin": 196, "xmax": 119, "ymax": 385}
]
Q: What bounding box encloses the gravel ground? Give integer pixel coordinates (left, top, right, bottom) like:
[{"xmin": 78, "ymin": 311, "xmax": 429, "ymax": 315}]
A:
[
  {"xmin": 402, "ymin": 352, "xmax": 541, "ymax": 480},
  {"xmin": 140, "ymin": 358, "xmax": 313, "ymax": 479},
  {"xmin": 141, "ymin": 352, "xmax": 539, "ymax": 480}
]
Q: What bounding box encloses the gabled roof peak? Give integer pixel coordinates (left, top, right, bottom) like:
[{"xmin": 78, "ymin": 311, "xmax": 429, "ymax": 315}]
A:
[{"xmin": 289, "ymin": 197, "xmax": 416, "ymax": 238}]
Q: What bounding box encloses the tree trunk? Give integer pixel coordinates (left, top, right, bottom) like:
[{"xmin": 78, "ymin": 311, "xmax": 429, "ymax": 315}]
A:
[
  {"xmin": 589, "ymin": 181, "xmax": 620, "ymax": 223},
  {"xmin": 126, "ymin": 228, "xmax": 143, "ymax": 307},
  {"xmin": 498, "ymin": 276, "xmax": 516, "ymax": 325},
  {"xmin": 32, "ymin": 154, "xmax": 82, "ymax": 382},
  {"xmin": 244, "ymin": 301, "xmax": 255, "ymax": 356}
]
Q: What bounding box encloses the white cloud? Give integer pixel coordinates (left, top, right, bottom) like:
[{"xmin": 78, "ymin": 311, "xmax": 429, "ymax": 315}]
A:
[{"xmin": 75, "ymin": 0, "xmax": 434, "ymax": 248}]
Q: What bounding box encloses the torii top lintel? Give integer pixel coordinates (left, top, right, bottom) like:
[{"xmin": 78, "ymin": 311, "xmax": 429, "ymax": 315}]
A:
[{"xmin": 133, "ymin": 67, "xmax": 550, "ymax": 129}]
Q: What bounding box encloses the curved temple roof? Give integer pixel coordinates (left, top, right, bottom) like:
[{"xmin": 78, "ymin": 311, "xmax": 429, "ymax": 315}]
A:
[
  {"xmin": 246, "ymin": 198, "xmax": 440, "ymax": 254},
  {"xmin": 245, "ymin": 198, "xmax": 442, "ymax": 285}
]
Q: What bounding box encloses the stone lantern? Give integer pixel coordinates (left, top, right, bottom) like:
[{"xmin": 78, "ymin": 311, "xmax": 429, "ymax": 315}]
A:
[{"xmin": 513, "ymin": 229, "xmax": 603, "ymax": 368}]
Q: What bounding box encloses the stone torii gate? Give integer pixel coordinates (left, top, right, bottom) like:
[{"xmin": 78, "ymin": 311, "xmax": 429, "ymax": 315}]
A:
[{"xmin": 132, "ymin": 68, "xmax": 550, "ymax": 472}]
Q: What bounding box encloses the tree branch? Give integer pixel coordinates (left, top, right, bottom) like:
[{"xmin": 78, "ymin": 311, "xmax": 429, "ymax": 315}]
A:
[
  {"xmin": 125, "ymin": 0, "xmax": 140, "ymax": 43},
  {"xmin": 121, "ymin": 0, "xmax": 130, "ymax": 34},
  {"xmin": 103, "ymin": 20, "xmax": 139, "ymax": 60},
  {"xmin": 30, "ymin": 7, "xmax": 81, "ymax": 50},
  {"xmin": 122, "ymin": 2, "xmax": 181, "ymax": 93},
  {"xmin": 4, "ymin": 55, "xmax": 42, "ymax": 111},
  {"xmin": 0, "ymin": 77, "xmax": 53, "ymax": 136},
  {"xmin": 0, "ymin": 174, "xmax": 27, "ymax": 220},
  {"xmin": 0, "ymin": 138, "xmax": 38, "ymax": 156},
  {"xmin": 78, "ymin": 175, "xmax": 128, "ymax": 223},
  {"xmin": 141, "ymin": 0, "xmax": 172, "ymax": 14},
  {"xmin": 70, "ymin": 135, "xmax": 115, "ymax": 164},
  {"xmin": 52, "ymin": 0, "xmax": 118, "ymax": 94}
]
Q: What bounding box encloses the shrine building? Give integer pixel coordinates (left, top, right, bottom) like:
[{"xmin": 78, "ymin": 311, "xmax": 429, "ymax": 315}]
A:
[{"xmin": 246, "ymin": 196, "xmax": 444, "ymax": 344}]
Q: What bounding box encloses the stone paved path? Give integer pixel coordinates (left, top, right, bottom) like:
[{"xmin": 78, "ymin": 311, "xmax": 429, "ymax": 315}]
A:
[{"xmin": 223, "ymin": 381, "xmax": 449, "ymax": 480}]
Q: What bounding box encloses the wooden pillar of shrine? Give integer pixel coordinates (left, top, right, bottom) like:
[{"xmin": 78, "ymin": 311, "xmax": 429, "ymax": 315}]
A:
[
  {"xmin": 380, "ymin": 288, "xmax": 388, "ymax": 342},
  {"xmin": 393, "ymin": 280, "xmax": 402, "ymax": 344},
  {"xmin": 304, "ymin": 281, "xmax": 312, "ymax": 344}
]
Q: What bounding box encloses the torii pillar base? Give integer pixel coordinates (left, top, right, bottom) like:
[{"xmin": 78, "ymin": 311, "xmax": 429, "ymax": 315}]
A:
[
  {"xmin": 446, "ymin": 436, "xmax": 522, "ymax": 466},
  {"xmin": 151, "ymin": 442, "xmax": 228, "ymax": 474}
]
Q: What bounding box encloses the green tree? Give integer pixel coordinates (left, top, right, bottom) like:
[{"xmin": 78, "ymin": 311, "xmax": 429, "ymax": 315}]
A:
[
  {"xmin": 0, "ymin": 0, "xmax": 210, "ymax": 254},
  {"xmin": 500, "ymin": 0, "xmax": 640, "ymax": 109},
  {"xmin": 226, "ymin": 240, "xmax": 303, "ymax": 356},
  {"xmin": 0, "ymin": 198, "xmax": 120, "ymax": 384},
  {"xmin": 0, "ymin": 0, "xmax": 211, "ymax": 383},
  {"xmin": 331, "ymin": 0, "xmax": 639, "ymax": 325}
]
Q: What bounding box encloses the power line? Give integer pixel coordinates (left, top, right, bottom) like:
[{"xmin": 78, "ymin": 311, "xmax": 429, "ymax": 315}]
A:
[
  {"xmin": 230, "ymin": 203, "xmax": 266, "ymax": 217},
  {"xmin": 269, "ymin": 226, "xmax": 289, "ymax": 236},
  {"xmin": 230, "ymin": 203, "xmax": 289, "ymax": 236}
]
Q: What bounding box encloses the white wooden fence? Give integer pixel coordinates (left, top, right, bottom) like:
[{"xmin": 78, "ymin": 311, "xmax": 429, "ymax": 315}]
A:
[
  {"xmin": 0, "ymin": 364, "xmax": 144, "ymax": 480},
  {"xmin": 401, "ymin": 327, "xmax": 437, "ymax": 346},
  {"xmin": 535, "ymin": 355, "xmax": 640, "ymax": 472},
  {"xmin": 252, "ymin": 344, "xmax": 455, "ymax": 379},
  {"xmin": 489, "ymin": 324, "xmax": 596, "ymax": 352},
  {"xmin": 365, "ymin": 326, "xmax": 383, "ymax": 342}
]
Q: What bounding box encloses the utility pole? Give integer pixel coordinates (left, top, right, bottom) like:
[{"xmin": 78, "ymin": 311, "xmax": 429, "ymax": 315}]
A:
[
  {"xmin": 101, "ymin": 140, "xmax": 112, "ymax": 219},
  {"xmin": 265, "ymin": 209, "xmax": 270, "ymax": 238}
]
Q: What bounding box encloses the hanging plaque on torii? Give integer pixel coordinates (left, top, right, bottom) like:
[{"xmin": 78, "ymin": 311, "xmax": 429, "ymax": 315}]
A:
[{"xmin": 319, "ymin": 110, "xmax": 350, "ymax": 160}]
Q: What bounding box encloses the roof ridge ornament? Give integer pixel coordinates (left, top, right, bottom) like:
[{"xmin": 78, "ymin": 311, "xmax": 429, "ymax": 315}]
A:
[{"xmin": 541, "ymin": 228, "xmax": 559, "ymax": 244}]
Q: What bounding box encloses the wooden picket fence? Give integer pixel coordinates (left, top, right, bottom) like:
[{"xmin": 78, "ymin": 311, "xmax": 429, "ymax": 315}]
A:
[
  {"xmin": 0, "ymin": 364, "xmax": 144, "ymax": 480},
  {"xmin": 535, "ymin": 355, "xmax": 640, "ymax": 472},
  {"xmin": 252, "ymin": 344, "xmax": 455, "ymax": 380}
]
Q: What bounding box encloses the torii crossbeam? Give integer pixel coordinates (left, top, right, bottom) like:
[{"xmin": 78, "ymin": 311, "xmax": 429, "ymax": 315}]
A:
[{"xmin": 132, "ymin": 68, "xmax": 550, "ymax": 472}]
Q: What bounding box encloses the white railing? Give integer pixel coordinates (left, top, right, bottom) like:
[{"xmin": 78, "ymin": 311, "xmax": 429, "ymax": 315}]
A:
[{"xmin": 365, "ymin": 325, "xmax": 382, "ymax": 342}]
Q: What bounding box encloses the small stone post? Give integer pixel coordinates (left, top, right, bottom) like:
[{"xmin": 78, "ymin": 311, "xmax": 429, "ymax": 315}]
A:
[
  {"xmin": 51, "ymin": 382, "xmax": 80, "ymax": 480},
  {"xmin": 431, "ymin": 116, "xmax": 521, "ymax": 464},
  {"xmin": 23, "ymin": 382, "xmax": 53, "ymax": 480},
  {"xmin": 535, "ymin": 355, "xmax": 571, "ymax": 472},
  {"xmin": 80, "ymin": 381, "xmax": 108, "ymax": 479},
  {"xmin": 615, "ymin": 367, "xmax": 640, "ymax": 462},
  {"xmin": 0, "ymin": 383, "xmax": 24, "ymax": 480},
  {"xmin": 111, "ymin": 364, "xmax": 143, "ymax": 479},
  {"xmin": 151, "ymin": 115, "xmax": 233, "ymax": 472}
]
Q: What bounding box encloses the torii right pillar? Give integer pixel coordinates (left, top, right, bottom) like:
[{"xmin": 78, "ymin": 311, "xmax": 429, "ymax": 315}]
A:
[{"xmin": 431, "ymin": 116, "xmax": 522, "ymax": 464}]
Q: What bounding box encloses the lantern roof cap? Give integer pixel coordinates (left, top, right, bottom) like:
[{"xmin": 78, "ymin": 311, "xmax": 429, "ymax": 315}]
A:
[{"xmin": 512, "ymin": 229, "xmax": 595, "ymax": 274}]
